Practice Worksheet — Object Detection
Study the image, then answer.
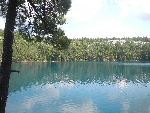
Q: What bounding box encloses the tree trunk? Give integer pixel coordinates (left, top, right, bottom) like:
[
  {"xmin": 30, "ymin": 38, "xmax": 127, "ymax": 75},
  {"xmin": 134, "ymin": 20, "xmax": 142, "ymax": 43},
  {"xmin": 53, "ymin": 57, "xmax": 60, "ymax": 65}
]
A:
[{"xmin": 0, "ymin": 1, "xmax": 17, "ymax": 113}]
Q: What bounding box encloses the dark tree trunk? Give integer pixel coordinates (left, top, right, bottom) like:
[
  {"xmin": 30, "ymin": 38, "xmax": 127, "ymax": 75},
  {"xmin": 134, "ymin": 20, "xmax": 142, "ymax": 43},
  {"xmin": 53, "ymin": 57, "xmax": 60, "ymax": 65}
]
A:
[{"xmin": 0, "ymin": 1, "xmax": 17, "ymax": 113}]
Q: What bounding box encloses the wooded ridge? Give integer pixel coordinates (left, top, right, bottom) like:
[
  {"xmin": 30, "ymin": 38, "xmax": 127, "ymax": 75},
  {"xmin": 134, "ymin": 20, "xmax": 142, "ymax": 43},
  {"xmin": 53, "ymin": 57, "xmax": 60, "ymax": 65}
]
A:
[{"xmin": 0, "ymin": 29, "xmax": 150, "ymax": 62}]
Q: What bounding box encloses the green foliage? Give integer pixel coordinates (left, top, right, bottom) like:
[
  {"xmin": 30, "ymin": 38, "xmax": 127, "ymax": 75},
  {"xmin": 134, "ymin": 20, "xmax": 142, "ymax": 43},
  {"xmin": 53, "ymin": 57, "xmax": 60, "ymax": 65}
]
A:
[
  {"xmin": 0, "ymin": 0, "xmax": 71, "ymax": 49},
  {"xmin": 0, "ymin": 29, "xmax": 3, "ymax": 61},
  {"xmin": 1, "ymin": 31, "xmax": 150, "ymax": 62},
  {"xmin": 0, "ymin": 29, "xmax": 4, "ymax": 37},
  {"xmin": 50, "ymin": 29, "xmax": 70, "ymax": 50}
]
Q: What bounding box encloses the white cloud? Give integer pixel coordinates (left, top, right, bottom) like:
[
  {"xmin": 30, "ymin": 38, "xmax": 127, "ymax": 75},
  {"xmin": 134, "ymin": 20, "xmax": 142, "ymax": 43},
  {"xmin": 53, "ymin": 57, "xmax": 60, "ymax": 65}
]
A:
[
  {"xmin": 116, "ymin": 79, "xmax": 127, "ymax": 89},
  {"xmin": 98, "ymin": 18, "xmax": 123, "ymax": 37},
  {"xmin": 60, "ymin": 99, "xmax": 100, "ymax": 113},
  {"xmin": 114, "ymin": 0, "xmax": 150, "ymax": 18},
  {"xmin": 66, "ymin": 0, "xmax": 104, "ymax": 22},
  {"xmin": 0, "ymin": 17, "xmax": 5, "ymax": 29},
  {"xmin": 6, "ymin": 84, "xmax": 60, "ymax": 113},
  {"xmin": 138, "ymin": 12, "xmax": 150, "ymax": 21},
  {"xmin": 59, "ymin": 80, "xmax": 74, "ymax": 89},
  {"xmin": 66, "ymin": 18, "xmax": 137, "ymax": 38},
  {"xmin": 121, "ymin": 100, "xmax": 130, "ymax": 113},
  {"xmin": 6, "ymin": 83, "xmax": 99, "ymax": 113}
]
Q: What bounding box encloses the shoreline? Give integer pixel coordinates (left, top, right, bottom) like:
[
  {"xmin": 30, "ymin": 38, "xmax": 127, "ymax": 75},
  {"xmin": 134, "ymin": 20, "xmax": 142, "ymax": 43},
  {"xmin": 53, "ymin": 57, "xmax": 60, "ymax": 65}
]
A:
[{"xmin": 10, "ymin": 60, "xmax": 150, "ymax": 63}]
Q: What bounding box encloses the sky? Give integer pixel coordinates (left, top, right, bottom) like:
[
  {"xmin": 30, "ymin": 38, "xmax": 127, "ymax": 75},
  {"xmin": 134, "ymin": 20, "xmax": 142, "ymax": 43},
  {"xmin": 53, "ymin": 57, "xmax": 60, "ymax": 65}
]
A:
[
  {"xmin": 0, "ymin": 0, "xmax": 150, "ymax": 38},
  {"xmin": 61, "ymin": 0, "xmax": 150, "ymax": 38}
]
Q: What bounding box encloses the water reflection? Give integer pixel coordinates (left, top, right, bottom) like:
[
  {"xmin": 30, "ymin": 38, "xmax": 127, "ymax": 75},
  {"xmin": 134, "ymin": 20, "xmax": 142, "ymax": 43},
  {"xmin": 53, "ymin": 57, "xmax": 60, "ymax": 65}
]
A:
[{"xmin": 6, "ymin": 61, "xmax": 150, "ymax": 113}]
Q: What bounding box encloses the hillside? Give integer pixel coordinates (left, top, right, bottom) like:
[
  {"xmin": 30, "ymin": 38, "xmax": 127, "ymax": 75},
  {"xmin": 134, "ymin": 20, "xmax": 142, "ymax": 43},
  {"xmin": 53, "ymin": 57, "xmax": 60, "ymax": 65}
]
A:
[{"xmin": 0, "ymin": 30, "xmax": 150, "ymax": 62}]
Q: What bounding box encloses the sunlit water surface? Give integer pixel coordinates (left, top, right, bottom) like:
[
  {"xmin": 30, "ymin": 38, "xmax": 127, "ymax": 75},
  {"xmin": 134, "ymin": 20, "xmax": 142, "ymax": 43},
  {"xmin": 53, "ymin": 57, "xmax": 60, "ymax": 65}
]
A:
[{"xmin": 6, "ymin": 62, "xmax": 150, "ymax": 113}]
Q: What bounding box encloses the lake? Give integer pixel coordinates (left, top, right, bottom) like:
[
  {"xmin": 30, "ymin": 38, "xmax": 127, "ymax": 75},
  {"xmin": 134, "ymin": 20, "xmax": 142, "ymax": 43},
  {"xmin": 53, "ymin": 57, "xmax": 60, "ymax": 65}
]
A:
[{"xmin": 6, "ymin": 61, "xmax": 150, "ymax": 113}]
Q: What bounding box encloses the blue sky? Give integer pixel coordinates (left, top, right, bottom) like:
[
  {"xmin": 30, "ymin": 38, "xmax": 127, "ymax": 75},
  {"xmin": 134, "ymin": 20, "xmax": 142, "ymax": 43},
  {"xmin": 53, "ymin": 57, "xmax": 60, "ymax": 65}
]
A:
[
  {"xmin": 0, "ymin": 0, "xmax": 150, "ymax": 38},
  {"xmin": 61, "ymin": 0, "xmax": 150, "ymax": 38}
]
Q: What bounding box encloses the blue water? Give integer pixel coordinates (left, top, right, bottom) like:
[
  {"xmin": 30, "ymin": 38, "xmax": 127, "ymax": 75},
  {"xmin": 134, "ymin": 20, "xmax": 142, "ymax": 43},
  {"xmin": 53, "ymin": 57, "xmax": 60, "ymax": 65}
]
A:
[{"xmin": 6, "ymin": 62, "xmax": 150, "ymax": 113}]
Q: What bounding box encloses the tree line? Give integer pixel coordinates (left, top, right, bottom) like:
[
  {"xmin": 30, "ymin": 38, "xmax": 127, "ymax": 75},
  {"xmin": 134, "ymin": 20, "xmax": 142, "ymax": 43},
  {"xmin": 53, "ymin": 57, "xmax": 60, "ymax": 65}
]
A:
[{"xmin": 0, "ymin": 30, "xmax": 150, "ymax": 62}]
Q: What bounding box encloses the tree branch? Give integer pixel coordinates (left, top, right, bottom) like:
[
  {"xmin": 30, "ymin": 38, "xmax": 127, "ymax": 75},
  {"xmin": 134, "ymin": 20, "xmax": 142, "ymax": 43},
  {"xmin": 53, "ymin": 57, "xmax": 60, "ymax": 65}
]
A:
[{"xmin": 27, "ymin": 0, "xmax": 54, "ymax": 34}]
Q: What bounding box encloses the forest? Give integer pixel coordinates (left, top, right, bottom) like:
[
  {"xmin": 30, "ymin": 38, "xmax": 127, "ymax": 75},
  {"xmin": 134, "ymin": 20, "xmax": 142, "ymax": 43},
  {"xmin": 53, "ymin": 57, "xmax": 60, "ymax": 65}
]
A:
[{"xmin": 0, "ymin": 29, "xmax": 150, "ymax": 62}]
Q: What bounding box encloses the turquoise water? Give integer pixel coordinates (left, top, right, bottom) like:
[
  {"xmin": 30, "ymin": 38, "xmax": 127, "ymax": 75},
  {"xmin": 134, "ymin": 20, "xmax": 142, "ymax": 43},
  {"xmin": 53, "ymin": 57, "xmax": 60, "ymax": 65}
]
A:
[{"xmin": 6, "ymin": 62, "xmax": 150, "ymax": 113}]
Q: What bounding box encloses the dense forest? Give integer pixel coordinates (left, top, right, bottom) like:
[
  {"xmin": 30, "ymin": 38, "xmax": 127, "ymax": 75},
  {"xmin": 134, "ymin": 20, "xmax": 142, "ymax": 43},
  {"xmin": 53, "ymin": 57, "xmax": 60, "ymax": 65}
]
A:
[{"xmin": 0, "ymin": 29, "xmax": 150, "ymax": 62}]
